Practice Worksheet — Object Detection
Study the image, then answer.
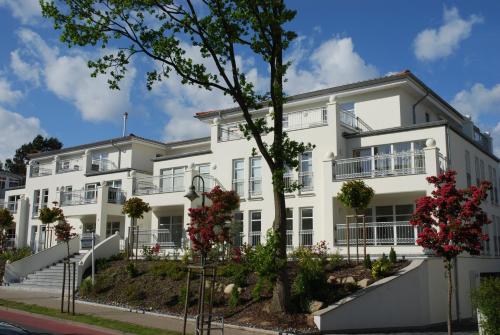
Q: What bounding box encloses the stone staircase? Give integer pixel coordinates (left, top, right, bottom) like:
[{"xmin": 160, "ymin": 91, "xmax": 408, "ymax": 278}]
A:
[{"xmin": 8, "ymin": 252, "xmax": 86, "ymax": 291}]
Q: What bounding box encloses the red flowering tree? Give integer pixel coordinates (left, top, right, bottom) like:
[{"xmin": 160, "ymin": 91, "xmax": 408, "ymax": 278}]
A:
[
  {"xmin": 53, "ymin": 207, "xmax": 76, "ymax": 260},
  {"xmin": 187, "ymin": 186, "xmax": 240, "ymax": 264},
  {"xmin": 410, "ymin": 170, "xmax": 491, "ymax": 335}
]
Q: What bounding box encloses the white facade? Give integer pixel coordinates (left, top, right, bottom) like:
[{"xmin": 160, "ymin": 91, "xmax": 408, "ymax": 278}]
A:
[{"xmin": 5, "ymin": 71, "xmax": 500, "ymax": 259}]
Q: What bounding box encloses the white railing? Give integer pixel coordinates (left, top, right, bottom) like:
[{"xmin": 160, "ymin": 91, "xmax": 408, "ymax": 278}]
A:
[
  {"xmin": 249, "ymin": 231, "xmax": 261, "ymax": 246},
  {"xmin": 286, "ymin": 230, "xmax": 293, "ymax": 249},
  {"xmin": 232, "ymin": 232, "xmax": 244, "ymax": 247},
  {"xmin": 283, "ymin": 107, "xmax": 327, "ymax": 131},
  {"xmin": 90, "ymin": 158, "xmax": 118, "ymax": 173},
  {"xmin": 299, "ymin": 171, "xmax": 314, "ymax": 192},
  {"xmin": 30, "ymin": 166, "xmax": 52, "ymax": 177},
  {"xmin": 218, "ymin": 123, "xmax": 245, "ymax": 142},
  {"xmin": 78, "ymin": 233, "xmax": 120, "ymax": 285},
  {"xmin": 249, "ymin": 178, "xmax": 262, "ymax": 198},
  {"xmin": 133, "ymin": 175, "xmax": 185, "ymax": 195},
  {"xmin": 333, "ymin": 151, "xmax": 426, "ymax": 180},
  {"xmin": 60, "ymin": 189, "xmax": 98, "ymax": 206},
  {"xmin": 339, "ymin": 110, "xmax": 372, "ymax": 132},
  {"xmin": 130, "ymin": 229, "xmax": 184, "ymax": 249},
  {"xmin": 336, "ymin": 221, "xmax": 417, "ymax": 246},
  {"xmin": 299, "ymin": 229, "xmax": 313, "ymax": 246},
  {"xmin": 56, "ymin": 158, "xmax": 82, "ymax": 174},
  {"xmin": 107, "ymin": 188, "xmax": 126, "ymax": 204},
  {"xmin": 438, "ymin": 153, "xmax": 448, "ymax": 173}
]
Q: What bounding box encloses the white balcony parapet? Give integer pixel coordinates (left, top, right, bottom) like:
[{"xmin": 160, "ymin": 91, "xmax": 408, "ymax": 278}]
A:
[
  {"xmin": 339, "ymin": 110, "xmax": 372, "ymax": 132},
  {"xmin": 336, "ymin": 221, "xmax": 417, "ymax": 246},
  {"xmin": 30, "ymin": 166, "xmax": 52, "ymax": 178},
  {"xmin": 332, "ymin": 151, "xmax": 426, "ymax": 181},
  {"xmin": 60, "ymin": 188, "xmax": 98, "ymax": 206}
]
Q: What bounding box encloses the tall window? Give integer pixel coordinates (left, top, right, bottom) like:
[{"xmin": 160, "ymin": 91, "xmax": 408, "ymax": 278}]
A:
[
  {"xmin": 160, "ymin": 167, "xmax": 185, "ymax": 192},
  {"xmin": 249, "ymin": 157, "xmax": 262, "ymax": 197},
  {"xmin": 159, "ymin": 216, "xmax": 183, "ymax": 247},
  {"xmin": 299, "ymin": 152, "xmax": 313, "ymax": 191},
  {"xmin": 106, "ymin": 222, "xmax": 121, "ymax": 238},
  {"xmin": 85, "ymin": 183, "xmax": 98, "ymax": 202},
  {"xmin": 231, "ymin": 212, "xmax": 244, "ymax": 247},
  {"xmin": 286, "ymin": 208, "xmax": 293, "ymax": 248},
  {"xmin": 195, "ymin": 164, "xmax": 210, "ymax": 191},
  {"xmin": 7, "ymin": 195, "xmax": 21, "ymax": 213},
  {"xmin": 91, "ymin": 152, "xmax": 110, "ymax": 172},
  {"xmin": 465, "ymin": 151, "xmax": 472, "ymax": 188},
  {"xmin": 249, "ymin": 210, "xmax": 261, "ymax": 246},
  {"xmin": 33, "ymin": 190, "xmax": 40, "ymax": 216},
  {"xmin": 41, "ymin": 189, "xmax": 49, "ymax": 209},
  {"xmin": 475, "ymin": 157, "xmax": 480, "ymax": 186},
  {"xmin": 232, "ymin": 159, "xmax": 244, "ymax": 197},
  {"xmin": 300, "ymin": 207, "xmax": 313, "ymax": 246}
]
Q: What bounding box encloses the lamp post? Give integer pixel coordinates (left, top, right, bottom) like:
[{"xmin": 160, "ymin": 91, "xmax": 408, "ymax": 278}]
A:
[{"xmin": 184, "ymin": 175, "xmax": 206, "ymax": 206}]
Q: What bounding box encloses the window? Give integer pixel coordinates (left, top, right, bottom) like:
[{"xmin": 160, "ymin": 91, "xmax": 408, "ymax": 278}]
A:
[
  {"xmin": 41, "ymin": 189, "xmax": 49, "ymax": 209},
  {"xmin": 340, "ymin": 102, "xmax": 355, "ymax": 114},
  {"xmin": 159, "ymin": 216, "xmax": 183, "ymax": 247},
  {"xmin": 286, "ymin": 208, "xmax": 293, "ymax": 248},
  {"xmin": 249, "ymin": 211, "xmax": 261, "ymax": 246},
  {"xmin": 300, "ymin": 208, "xmax": 313, "ymax": 246},
  {"xmin": 33, "ymin": 190, "xmax": 40, "ymax": 216},
  {"xmin": 249, "ymin": 157, "xmax": 262, "ymax": 197},
  {"xmin": 284, "ymin": 165, "xmax": 294, "ymax": 192},
  {"xmin": 106, "ymin": 222, "xmax": 121, "ymax": 238},
  {"xmin": 299, "ymin": 152, "xmax": 313, "ymax": 191},
  {"xmin": 106, "ymin": 180, "xmax": 122, "ymax": 188},
  {"xmin": 232, "ymin": 159, "xmax": 244, "ymax": 197},
  {"xmin": 195, "ymin": 164, "xmax": 210, "ymax": 191},
  {"xmin": 231, "ymin": 212, "xmax": 244, "ymax": 247},
  {"xmin": 475, "ymin": 157, "xmax": 480, "ymax": 186},
  {"xmin": 85, "ymin": 183, "xmax": 98, "ymax": 202},
  {"xmin": 91, "ymin": 152, "xmax": 109, "ymax": 172},
  {"xmin": 7, "ymin": 195, "xmax": 20, "ymax": 213},
  {"xmin": 425, "ymin": 113, "xmax": 430, "ymax": 122},
  {"xmin": 160, "ymin": 167, "xmax": 185, "ymax": 192},
  {"xmin": 9, "ymin": 179, "xmax": 20, "ymax": 188},
  {"xmin": 480, "ymin": 159, "xmax": 485, "ymax": 181},
  {"xmin": 465, "ymin": 151, "xmax": 472, "ymax": 188}
]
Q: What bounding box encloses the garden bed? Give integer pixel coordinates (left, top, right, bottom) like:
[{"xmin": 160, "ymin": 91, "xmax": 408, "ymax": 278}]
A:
[{"xmin": 79, "ymin": 251, "xmax": 409, "ymax": 333}]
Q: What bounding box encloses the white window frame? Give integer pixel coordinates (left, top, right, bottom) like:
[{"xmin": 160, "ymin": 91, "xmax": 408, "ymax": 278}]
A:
[
  {"xmin": 299, "ymin": 152, "xmax": 313, "ymax": 192},
  {"xmin": 160, "ymin": 167, "xmax": 185, "ymax": 193},
  {"xmin": 249, "ymin": 157, "xmax": 262, "ymax": 198},
  {"xmin": 232, "ymin": 159, "xmax": 245, "ymax": 197},
  {"xmin": 299, "ymin": 207, "xmax": 313, "ymax": 246},
  {"xmin": 249, "ymin": 210, "xmax": 261, "ymax": 246}
]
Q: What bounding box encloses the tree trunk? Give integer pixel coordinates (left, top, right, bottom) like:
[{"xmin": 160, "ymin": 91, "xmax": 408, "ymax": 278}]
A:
[
  {"xmin": 446, "ymin": 259, "xmax": 453, "ymax": 335},
  {"xmin": 269, "ymin": 189, "xmax": 291, "ymax": 313},
  {"xmin": 67, "ymin": 242, "xmax": 70, "ymax": 261}
]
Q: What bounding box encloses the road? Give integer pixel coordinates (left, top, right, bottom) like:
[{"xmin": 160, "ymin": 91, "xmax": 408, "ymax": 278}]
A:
[{"xmin": 0, "ymin": 308, "xmax": 121, "ymax": 335}]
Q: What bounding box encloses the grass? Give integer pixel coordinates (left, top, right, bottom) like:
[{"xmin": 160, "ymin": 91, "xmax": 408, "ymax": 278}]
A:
[{"xmin": 0, "ymin": 298, "xmax": 180, "ymax": 335}]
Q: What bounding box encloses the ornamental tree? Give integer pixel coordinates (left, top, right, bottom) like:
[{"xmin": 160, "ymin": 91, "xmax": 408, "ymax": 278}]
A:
[
  {"xmin": 41, "ymin": 0, "xmax": 309, "ymax": 312},
  {"xmin": 122, "ymin": 197, "xmax": 152, "ymax": 227},
  {"xmin": 410, "ymin": 170, "xmax": 491, "ymax": 335},
  {"xmin": 39, "ymin": 202, "xmax": 66, "ymax": 248},
  {"xmin": 187, "ymin": 186, "xmax": 239, "ymax": 264},
  {"xmin": 0, "ymin": 208, "xmax": 15, "ymax": 251},
  {"xmin": 337, "ymin": 180, "xmax": 374, "ymax": 262}
]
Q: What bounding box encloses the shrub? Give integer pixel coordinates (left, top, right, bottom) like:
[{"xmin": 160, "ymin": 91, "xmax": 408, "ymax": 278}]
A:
[
  {"xmin": 142, "ymin": 244, "xmax": 160, "ymax": 261},
  {"xmin": 95, "ymin": 258, "xmax": 109, "ymax": 272},
  {"xmin": 247, "ymin": 230, "xmax": 285, "ymax": 285},
  {"xmin": 79, "ymin": 277, "xmax": 93, "ymax": 296},
  {"xmin": 218, "ymin": 262, "xmax": 249, "ymax": 287},
  {"xmin": 0, "ymin": 247, "xmax": 32, "ymax": 262},
  {"xmin": 328, "ymin": 251, "xmax": 344, "ymax": 271},
  {"xmin": 389, "ymin": 247, "xmax": 397, "ymax": 263},
  {"xmin": 363, "ymin": 254, "xmax": 372, "ymax": 269},
  {"xmin": 151, "ymin": 260, "xmax": 185, "ymax": 280},
  {"xmin": 126, "ymin": 262, "xmax": 139, "ymax": 278},
  {"xmin": 471, "ymin": 277, "xmax": 500, "ymax": 335},
  {"xmin": 291, "ymin": 246, "xmax": 326, "ymax": 311},
  {"xmin": 109, "ymin": 252, "xmax": 125, "ymax": 262},
  {"xmin": 371, "ymin": 255, "xmax": 391, "ymax": 279},
  {"xmin": 229, "ymin": 286, "xmax": 240, "ymax": 308}
]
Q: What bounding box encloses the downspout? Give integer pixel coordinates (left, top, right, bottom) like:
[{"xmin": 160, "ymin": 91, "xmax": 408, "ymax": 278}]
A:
[{"xmin": 412, "ymin": 91, "xmax": 430, "ymax": 124}]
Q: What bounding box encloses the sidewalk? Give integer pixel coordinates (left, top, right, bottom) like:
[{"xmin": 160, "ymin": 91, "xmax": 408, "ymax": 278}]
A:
[{"xmin": 0, "ymin": 287, "xmax": 278, "ymax": 335}]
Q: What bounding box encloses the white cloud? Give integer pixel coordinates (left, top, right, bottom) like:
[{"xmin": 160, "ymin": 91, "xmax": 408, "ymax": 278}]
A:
[
  {"xmin": 451, "ymin": 83, "xmax": 500, "ymax": 121},
  {"xmin": 413, "ymin": 7, "xmax": 482, "ymax": 62},
  {"xmin": 0, "ymin": 77, "xmax": 23, "ymax": 105},
  {"xmin": 0, "ymin": 106, "xmax": 45, "ymax": 161},
  {"xmin": 0, "ymin": 0, "xmax": 41, "ymax": 24},
  {"xmin": 13, "ymin": 28, "xmax": 136, "ymax": 122},
  {"xmin": 10, "ymin": 50, "xmax": 41, "ymax": 86},
  {"xmin": 285, "ymin": 36, "xmax": 379, "ymax": 94}
]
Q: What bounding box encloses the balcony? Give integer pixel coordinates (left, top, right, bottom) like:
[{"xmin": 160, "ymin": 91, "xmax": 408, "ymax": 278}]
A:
[
  {"xmin": 333, "ymin": 151, "xmax": 426, "ymax": 181},
  {"xmin": 90, "ymin": 158, "xmax": 118, "ymax": 173},
  {"xmin": 283, "ymin": 107, "xmax": 327, "ymax": 131},
  {"xmin": 56, "ymin": 158, "xmax": 82, "ymax": 174},
  {"xmin": 132, "ymin": 229, "xmax": 184, "ymax": 249},
  {"xmin": 30, "ymin": 166, "xmax": 52, "ymax": 178},
  {"xmin": 60, "ymin": 189, "xmax": 98, "ymax": 206},
  {"xmin": 133, "ymin": 175, "xmax": 218, "ymax": 196},
  {"xmin": 299, "ymin": 229, "xmax": 313, "ymax": 246},
  {"xmin": 339, "ymin": 110, "xmax": 372, "ymax": 132},
  {"xmin": 336, "ymin": 221, "xmax": 417, "ymax": 246},
  {"xmin": 249, "ymin": 231, "xmax": 261, "ymax": 246},
  {"xmin": 283, "ymin": 172, "xmax": 314, "ymax": 193}
]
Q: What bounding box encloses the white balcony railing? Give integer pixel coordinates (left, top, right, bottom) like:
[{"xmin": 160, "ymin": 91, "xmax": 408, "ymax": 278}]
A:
[
  {"xmin": 249, "ymin": 231, "xmax": 261, "ymax": 246},
  {"xmin": 133, "ymin": 175, "xmax": 219, "ymax": 196},
  {"xmin": 283, "ymin": 107, "xmax": 327, "ymax": 131},
  {"xmin": 299, "ymin": 229, "xmax": 313, "ymax": 247},
  {"xmin": 249, "ymin": 178, "xmax": 262, "ymax": 198},
  {"xmin": 336, "ymin": 221, "xmax": 417, "ymax": 246},
  {"xmin": 131, "ymin": 229, "xmax": 185, "ymax": 249},
  {"xmin": 333, "ymin": 151, "xmax": 426, "ymax": 180},
  {"xmin": 299, "ymin": 171, "xmax": 314, "ymax": 192},
  {"xmin": 56, "ymin": 158, "xmax": 82, "ymax": 174},
  {"xmin": 107, "ymin": 188, "xmax": 127, "ymax": 204},
  {"xmin": 339, "ymin": 110, "xmax": 372, "ymax": 132},
  {"xmin": 30, "ymin": 166, "xmax": 52, "ymax": 178},
  {"xmin": 90, "ymin": 158, "xmax": 118, "ymax": 173},
  {"xmin": 60, "ymin": 189, "xmax": 98, "ymax": 206}
]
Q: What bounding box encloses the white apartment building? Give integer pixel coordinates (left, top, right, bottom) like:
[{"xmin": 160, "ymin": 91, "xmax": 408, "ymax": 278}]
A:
[
  {"xmin": 5, "ymin": 70, "xmax": 500, "ymax": 258},
  {"xmin": 0, "ymin": 170, "xmax": 23, "ymax": 248}
]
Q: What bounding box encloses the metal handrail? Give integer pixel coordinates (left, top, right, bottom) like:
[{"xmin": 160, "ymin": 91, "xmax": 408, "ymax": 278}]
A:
[
  {"xmin": 60, "ymin": 188, "xmax": 98, "ymax": 206},
  {"xmin": 283, "ymin": 107, "xmax": 327, "ymax": 131},
  {"xmin": 336, "ymin": 221, "xmax": 417, "ymax": 246},
  {"xmin": 339, "ymin": 110, "xmax": 372, "ymax": 132},
  {"xmin": 90, "ymin": 158, "xmax": 118, "ymax": 172}
]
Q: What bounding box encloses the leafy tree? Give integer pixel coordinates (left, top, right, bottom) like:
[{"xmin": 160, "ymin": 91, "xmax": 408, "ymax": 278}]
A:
[
  {"xmin": 0, "ymin": 208, "xmax": 15, "ymax": 251},
  {"xmin": 471, "ymin": 277, "xmax": 500, "ymax": 335},
  {"xmin": 41, "ymin": 0, "xmax": 310, "ymax": 312},
  {"xmin": 54, "ymin": 216, "xmax": 76, "ymax": 260},
  {"xmin": 122, "ymin": 197, "xmax": 151, "ymax": 227},
  {"xmin": 187, "ymin": 186, "xmax": 239, "ymax": 262},
  {"xmin": 4, "ymin": 135, "xmax": 62, "ymax": 176},
  {"xmin": 337, "ymin": 180, "xmax": 374, "ymax": 263},
  {"xmin": 410, "ymin": 170, "xmax": 491, "ymax": 335},
  {"xmin": 39, "ymin": 202, "xmax": 66, "ymax": 248}
]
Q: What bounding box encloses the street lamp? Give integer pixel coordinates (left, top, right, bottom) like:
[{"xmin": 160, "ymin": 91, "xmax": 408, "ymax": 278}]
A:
[{"xmin": 184, "ymin": 175, "xmax": 205, "ymax": 206}]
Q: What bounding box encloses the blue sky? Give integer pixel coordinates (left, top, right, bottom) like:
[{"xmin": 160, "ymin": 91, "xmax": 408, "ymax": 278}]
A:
[{"xmin": 0, "ymin": 0, "xmax": 500, "ymax": 161}]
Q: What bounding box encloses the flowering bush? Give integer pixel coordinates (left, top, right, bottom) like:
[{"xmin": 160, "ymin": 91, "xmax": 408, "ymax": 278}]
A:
[
  {"xmin": 142, "ymin": 243, "xmax": 161, "ymax": 261},
  {"xmin": 187, "ymin": 186, "xmax": 239, "ymax": 258}
]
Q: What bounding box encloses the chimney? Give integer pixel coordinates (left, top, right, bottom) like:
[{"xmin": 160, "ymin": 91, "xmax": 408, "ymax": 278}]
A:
[{"xmin": 122, "ymin": 112, "xmax": 128, "ymax": 137}]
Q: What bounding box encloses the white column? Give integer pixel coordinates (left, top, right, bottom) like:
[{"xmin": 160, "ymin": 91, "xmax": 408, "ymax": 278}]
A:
[
  {"xmin": 96, "ymin": 183, "xmax": 109, "ymax": 240},
  {"xmin": 321, "ymin": 151, "xmax": 336, "ymax": 249},
  {"xmin": 423, "ymin": 138, "xmax": 440, "ymax": 175},
  {"xmin": 14, "ymin": 196, "xmax": 29, "ymax": 248},
  {"xmin": 84, "ymin": 149, "xmax": 92, "ymax": 173}
]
